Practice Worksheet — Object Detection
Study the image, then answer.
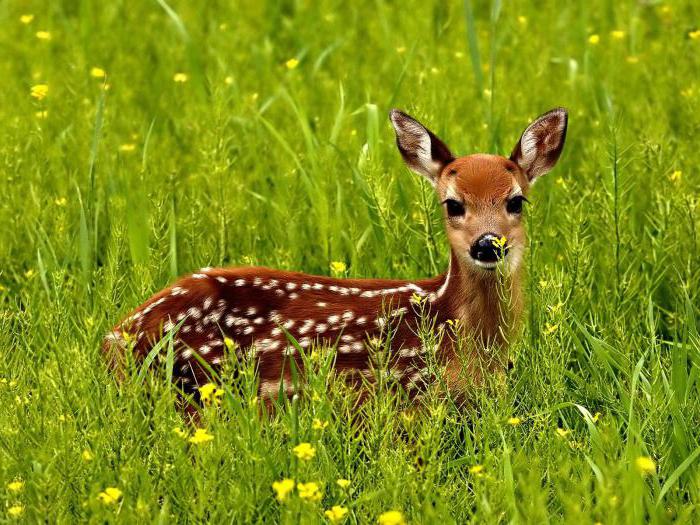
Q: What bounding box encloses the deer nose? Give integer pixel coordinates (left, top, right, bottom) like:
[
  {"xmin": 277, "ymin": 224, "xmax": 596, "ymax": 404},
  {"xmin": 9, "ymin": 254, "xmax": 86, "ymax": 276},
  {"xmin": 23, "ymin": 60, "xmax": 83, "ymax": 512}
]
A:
[{"xmin": 469, "ymin": 233, "xmax": 508, "ymax": 264}]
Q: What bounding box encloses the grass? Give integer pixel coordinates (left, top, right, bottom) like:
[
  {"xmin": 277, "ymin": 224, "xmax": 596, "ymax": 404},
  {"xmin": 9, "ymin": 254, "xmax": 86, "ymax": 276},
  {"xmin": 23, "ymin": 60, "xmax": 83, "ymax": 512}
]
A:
[{"xmin": 1, "ymin": 0, "xmax": 699, "ymax": 522}]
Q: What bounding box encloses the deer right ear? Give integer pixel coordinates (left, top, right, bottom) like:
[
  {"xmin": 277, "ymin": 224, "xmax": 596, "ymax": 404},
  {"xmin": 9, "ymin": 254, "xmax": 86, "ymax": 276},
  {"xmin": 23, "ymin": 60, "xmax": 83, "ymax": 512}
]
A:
[
  {"xmin": 389, "ymin": 109, "xmax": 455, "ymax": 184},
  {"xmin": 510, "ymin": 108, "xmax": 568, "ymax": 182}
]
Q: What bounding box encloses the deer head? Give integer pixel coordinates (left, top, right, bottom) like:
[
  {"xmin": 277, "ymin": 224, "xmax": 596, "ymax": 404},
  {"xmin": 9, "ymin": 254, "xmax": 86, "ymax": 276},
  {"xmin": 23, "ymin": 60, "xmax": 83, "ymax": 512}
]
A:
[{"xmin": 390, "ymin": 108, "xmax": 567, "ymax": 275}]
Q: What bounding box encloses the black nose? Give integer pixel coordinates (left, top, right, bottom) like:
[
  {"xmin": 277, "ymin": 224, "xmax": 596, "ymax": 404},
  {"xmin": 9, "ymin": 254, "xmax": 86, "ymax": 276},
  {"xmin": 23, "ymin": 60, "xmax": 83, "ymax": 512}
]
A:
[{"xmin": 469, "ymin": 233, "xmax": 508, "ymax": 263}]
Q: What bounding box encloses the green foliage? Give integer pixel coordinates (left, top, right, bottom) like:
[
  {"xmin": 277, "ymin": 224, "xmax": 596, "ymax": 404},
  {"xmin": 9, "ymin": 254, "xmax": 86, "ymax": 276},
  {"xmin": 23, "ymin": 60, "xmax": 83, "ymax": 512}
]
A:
[{"xmin": 1, "ymin": 0, "xmax": 699, "ymax": 522}]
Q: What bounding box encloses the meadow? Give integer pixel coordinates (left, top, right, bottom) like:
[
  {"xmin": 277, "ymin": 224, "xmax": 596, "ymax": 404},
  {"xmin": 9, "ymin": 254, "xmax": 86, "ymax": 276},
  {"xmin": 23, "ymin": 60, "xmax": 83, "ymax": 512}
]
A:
[{"xmin": 1, "ymin": 0, "xmax": 700, "ymax": 522}]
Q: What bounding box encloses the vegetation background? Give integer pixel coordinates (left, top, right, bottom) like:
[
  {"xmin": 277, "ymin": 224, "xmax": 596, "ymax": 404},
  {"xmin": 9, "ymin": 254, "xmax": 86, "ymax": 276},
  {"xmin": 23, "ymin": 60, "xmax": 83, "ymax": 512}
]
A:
[{"xmin": 1, "ymin": 0, "xmax": 699, "ymax": 522}]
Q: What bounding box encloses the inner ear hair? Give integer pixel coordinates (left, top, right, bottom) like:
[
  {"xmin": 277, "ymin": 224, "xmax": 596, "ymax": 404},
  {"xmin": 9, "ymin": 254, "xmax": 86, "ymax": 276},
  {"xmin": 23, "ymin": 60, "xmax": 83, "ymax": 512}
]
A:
[
  {"xmin": 389, "ymin": 109, "xmax": 454, "ymax": 183},
  {"xmin": 510, "ymin": 107, "xmax": 568, "ymax": 181}
]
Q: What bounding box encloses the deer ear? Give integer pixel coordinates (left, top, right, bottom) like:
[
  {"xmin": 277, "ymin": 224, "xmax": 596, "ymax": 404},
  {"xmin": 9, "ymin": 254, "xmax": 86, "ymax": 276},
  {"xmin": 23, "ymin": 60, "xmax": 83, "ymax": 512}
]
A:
[
  {"xmin": 389, "ymin": 109, "xmax": 454, "ymax": 184},
  {"xmin": 510, "ymin": 108, "xmax": 568, "ymax": 182}
]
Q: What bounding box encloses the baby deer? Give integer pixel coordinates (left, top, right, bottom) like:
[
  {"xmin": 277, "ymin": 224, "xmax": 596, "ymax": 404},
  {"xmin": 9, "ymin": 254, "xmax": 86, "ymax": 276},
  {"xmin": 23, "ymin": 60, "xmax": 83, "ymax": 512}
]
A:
[{"xmin": 104, "ymin": 108, "xmax": 567, "ymax": 409}]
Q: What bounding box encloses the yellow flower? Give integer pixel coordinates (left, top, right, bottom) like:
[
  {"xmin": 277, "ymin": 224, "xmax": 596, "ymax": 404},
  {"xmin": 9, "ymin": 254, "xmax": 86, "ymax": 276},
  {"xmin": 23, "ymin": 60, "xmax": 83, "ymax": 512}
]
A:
[
  {"xmin": 224, "ymin": 336, "xmax": 236, "ymax": 350},
  {"xmin": 36, "ymin": 110, "xmax": 48, "ymax": 119},
  {"xmin": 592, "ymin": 412, "xmax": 602, "ymax": 423},
  {"xmin": 635, "ymin": 456, "xmax": 656, "ymax": 475},
  {"xmin": 336, "ymin": 478, "xmax": 351, "ymax": 489},
  {"xmin": 490, "ymin": 236, "xmax": 507, "ymax": 250},
  {"xmin": 25, "ymin": 269, "xmax": 36, "ymax": 279},
  {"xmin": 689, "ymin": 29, "xmax": 700, "ymax": 41},
  {"xmin": 7, "ymin": 505, "xmax": 24, "ymax": 518},
  {"xmin": 224, "ymin": 76, "xmax": 234, "ymax": 85},
  {"xmin": 285, "ymin": 58, "xmax": 299, "ymax": 69},
  {"xmin": 30, "ymin": 84, "xmax": 48, "ymax": 100},
  {"xmin": 469, "ymin": 464, "xmax": 484, "ymax": 475},
  {"xmin": 669, "ymin": 170, "xmax": 682, "ymax": 182},
  {"xmin": 329, "ymin": 261, "xmax": 346, "ymax": 275},
  {"xmin": 377, "ymin": 510, "xmax": 406, "ymax": 525},
  {"xmin": 555, "ymin": 428, "xmax": 570, "ymax": 437},
  {"xmin": 97, "ymin": 487, "xmax": 123, "ymax": 505},
  {"xmin": 272, "ymin": 478, "xmax": 295, "ymax": 502},
  {"xmin": 173, "ymin": 427, "xmax": 187, "ymax": 439},
  {"xmin": 544, "ymin": 323, "xmax": 559, "ymax": 335},
  {"xmin": 90, "ymin": 67, "xmax": 106, "ymax": 78},
  {"xmin": 293, "ymin": 442, "xmax": 316, "ymax": 461},
  {"xmin": 610, "ymin": 30, "xmax": 625, "ymax": 40},
  {"xmin": 119, "ymin": 143, "xmax": 136, "ymax": 152},
  {"xmin": 20, "ymin": 14, "xmax": 34, "ymax": 24},
  {"xmin": 82, "ymin": 449, "xmax": 94, "ymax": 461},
  {"xmin": 588, "ymin": 34, "xmax": 600, "ymax": 45},
  {"xmin": 325, "ymin": 505, "xmax": 349, "ymax": 523},
  {"xmin": 312, "ymin": 418, "xmax": 329, "ymax": 431},
  {"xmin": 626, "ymin": 56, "xmax": 640, "ymax": 64},
  {"xmin": 517, "ymin": 16, "xmax": 527, "ymax": 26},
  {"xmin": 36, "ymin": 30, "xmax": 51, "ymax": 40},
  {"xmin": 188, "ymin": 428, "xmax": 214, "ymax": 444},
  {"xmin": 173, "ymin": 72, "xmax": 188, "ymax": 83},
  {"xmin": 297, "ymin": 481, "xmax": 322, "ymax": 502},
  {"xmin": 396, "ymin": 46, "xmax": 406, "ymax": 54},
  {"xmin": 199, "ymin": 383, "xmax": 224, "ymax": 405},
  {"xmin": 507, "ymin": 417, "xmax": 522, "ymax": 426},
  {"xmin": 7, "ymin": 480, "xmax": 24, "ymax": 492}
]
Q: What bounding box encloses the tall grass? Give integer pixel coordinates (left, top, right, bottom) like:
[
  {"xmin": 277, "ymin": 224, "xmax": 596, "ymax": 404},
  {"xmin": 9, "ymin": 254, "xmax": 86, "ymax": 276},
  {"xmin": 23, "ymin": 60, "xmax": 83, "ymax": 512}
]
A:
[{"xmin": 1, "ymin": 0, "xmax": 699, "ymax": 522}]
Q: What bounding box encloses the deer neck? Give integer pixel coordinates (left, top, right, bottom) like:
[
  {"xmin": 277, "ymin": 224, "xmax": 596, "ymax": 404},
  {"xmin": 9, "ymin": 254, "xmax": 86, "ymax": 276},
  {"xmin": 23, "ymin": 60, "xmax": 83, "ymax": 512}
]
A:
[{"xmin": 436, "ymin": 250, "xmax": 522, "ymax": 348}]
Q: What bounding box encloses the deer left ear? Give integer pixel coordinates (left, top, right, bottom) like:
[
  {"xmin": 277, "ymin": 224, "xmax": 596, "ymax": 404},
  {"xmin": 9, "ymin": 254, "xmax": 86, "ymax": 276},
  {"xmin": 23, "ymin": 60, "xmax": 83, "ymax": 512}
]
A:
[
  {"xmin": 389, "ymin": 109, "xmax": 455, "ymax": 184},
  {"xmin": 510, "ymin": 108, "xmax": 568, "ymax": 182}
]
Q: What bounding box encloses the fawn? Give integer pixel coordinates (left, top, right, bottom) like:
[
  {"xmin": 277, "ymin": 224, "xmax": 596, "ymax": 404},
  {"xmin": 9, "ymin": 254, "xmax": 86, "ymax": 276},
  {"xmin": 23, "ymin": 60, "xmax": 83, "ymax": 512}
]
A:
[{"xmin": 104, "ymin": 108, "xmax": 567, "ymax": 410}]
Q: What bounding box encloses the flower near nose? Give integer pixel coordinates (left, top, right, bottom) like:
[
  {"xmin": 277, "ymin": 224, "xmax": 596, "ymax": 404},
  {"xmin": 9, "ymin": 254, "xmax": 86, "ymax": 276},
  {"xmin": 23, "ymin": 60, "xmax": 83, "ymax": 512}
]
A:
[{"xmin": 490, "ymin": 236, "xmax": 508, "ymax": 250}]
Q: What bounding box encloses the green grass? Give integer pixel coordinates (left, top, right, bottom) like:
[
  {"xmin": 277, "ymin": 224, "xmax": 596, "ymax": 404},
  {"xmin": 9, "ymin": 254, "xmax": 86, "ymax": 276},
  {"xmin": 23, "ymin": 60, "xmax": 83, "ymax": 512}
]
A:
[{"xmin": 1, "ymin": 0, "xmax": 700, "ymax": 522}]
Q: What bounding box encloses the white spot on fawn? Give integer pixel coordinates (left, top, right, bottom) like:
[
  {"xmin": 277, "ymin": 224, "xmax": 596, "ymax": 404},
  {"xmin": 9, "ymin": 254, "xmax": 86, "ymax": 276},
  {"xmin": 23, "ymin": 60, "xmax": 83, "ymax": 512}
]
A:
[
  {"xmin": 192, "ymin": 273, "xmax": 207, "ymax": 279},
  {"xmin": 286, "ymin": 282, "xmax": 297, "ymax": 291},
  {"xmin": 317, "ymin": 302, "xmax": 327, "ymax": 307},
  {"xmin": 216, "ymin": 276, "xmax": 228, "ymax": 284},
  {"xmin": 203, "ymin": 297, "xmax": 213, "ymax": 310},
  {"xmin": 187, "ymin": 307, "xmax": 202, "ymax": 319},
  {"xmin": 234, "ymin": 278, "xmax": 246, "ymax": 287},
  {"xmin": 246, "ymin": 307, "xmax": 257, "ymax": 316}
]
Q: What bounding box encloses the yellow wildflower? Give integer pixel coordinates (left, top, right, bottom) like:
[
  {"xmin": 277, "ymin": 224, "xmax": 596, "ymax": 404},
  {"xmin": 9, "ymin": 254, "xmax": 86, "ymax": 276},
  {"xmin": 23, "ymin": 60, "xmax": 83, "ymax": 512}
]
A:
[
  {"xmin": 588, "ymin": 34, "xmax": 600, "ymax": 45},
  {"xmin": 119, "ymin": 143, "xmax": 136, "ymax": 152},
  {"xmin": 592, "ymin": 412, "xmax": 602, "ymax": 423},
  {"xmin": 7, "ymin": 480, "xmax": 24, "ymax": 492},
  {"xmin": 173, "ymin": 427, "xmax": 187, "ymax": 439},
  {"xmin": 82, "ymin": 449, "xmax": 94, "ymax": 461},
  {"xmin": 325, "ymin": 505, "xmax": 349, "ymax": 523},
  {"xmin": 555, "ymin": 428, "xmax": 570, "ymax": 437},
  {"xmin": 97, "ymin": 487, "xmax": 123, "ymax": 505},
  {"xmin": 312, "ymin": 418, "xmax": 329, "ymax": 431},
  {"xmin": 199, "ymin": 383, "xmax": 224, "ymax": 405},
  {"xmin": 173, "ymin": 72, "xmax": 188, "ymax": 83},
  {"xmin": 293, "ymin": 442, "xmax": 316, "ymax": 461},
  {"xmin": 517, "ymin": 16, "xmax": 527, "ymax": 26},
  {"xmin": 224, "ymin": 336, "xmax": 236, "ymax": 350},
  {"xmin": 36, "ymin": 110, "xmax": 48, "ymax": 119},
  {"xmin": 90, "ymin": 67, "xmax": 106, "ymax": 78},
  {"xmin": 336, "ymin": 478, "xmax": 351, "ymax": 489},
  {"xmin": 25, "ymin": 269, "xmax": 35, "ymax": 279},
  {"xmin": 491, "ymin": 236, "xmax": 507, "ymax": 250},
  {"xmin": 544, "ymin": 323, "xmax": 559, "ymax": 335},
  {"xmin": 329, "ymin": 261, "xmax": 346, "ymax": 275},
  {"xmin": 7, "ymin": 505, "xmax": 24, "ymax": 518},
  {"xmin": 396, "ymin": 46, "xmax": 406, "ymax": 54},
  {"xmin": 670, "ymin": 170, "xmax": 682, "ymax": 182},
  {"xmin": 626, "ymin": 56, "xmax": 640, "ymax": 64},
  {"xmin": 297, "ymin": 481, "xmax": 322, "ymax": 502},
  {"xmin": 285, "ymin": 58, "xmax": 299, "ymax": 69},
  {"xmin": 188, "ymin": 428, "xmax": 214, "ymax": 444},
  {"xmin": 469, "ymin": 464, "xmax": 484, "ymax": 475},
  {"xmin": 36, "ymin": 31, "xmax": 51, "ymax": 40},
  {"xmin": 30, "ymin": 84, "xmax": 48, "ymax": 100},
  {"xmin": 378, "ymin": 510, "xmax": 406, "ymax": 525},
  {"xmin": 272, "ymin": 478, "xmax": 295, "ymax": 502},
  {"xmin": 20, "ymin": 14, "xmax": 34, "ymax": 24},
  {"xmin": 225, "ymin": 76, "xmax": 234, "ymax": 85},
  {"xmin": 507, "ymin": 417, "xmax": 522, "ymax": 426},
  {"xmin": 635, "ymin": 456, "xmax": 656, "ymax": 475},
  {"xmin": 610, "ymin": 30, "xmax": 625, "ymax": 40},
  {"xmin": 689, "ymin": 29, "xmax": 700, "ymax": 41}
]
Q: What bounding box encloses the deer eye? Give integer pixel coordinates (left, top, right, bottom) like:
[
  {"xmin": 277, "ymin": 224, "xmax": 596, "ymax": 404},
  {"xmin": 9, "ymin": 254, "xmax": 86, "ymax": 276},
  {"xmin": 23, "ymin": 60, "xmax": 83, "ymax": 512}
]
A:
[
  {"xmin": 506, "ymin": 195, "xmax": 527, "ymax": 214},
  {"xmin": 444, "ymin": 199, "xmax": 465, "ymax": 217}
]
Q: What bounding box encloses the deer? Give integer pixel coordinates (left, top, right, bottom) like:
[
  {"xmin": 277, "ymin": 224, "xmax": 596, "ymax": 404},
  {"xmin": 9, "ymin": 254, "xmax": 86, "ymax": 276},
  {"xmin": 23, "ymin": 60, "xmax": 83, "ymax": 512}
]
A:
[{"xmin": 103, "ymin": 107, "xmax": 568, "ymax": 413}]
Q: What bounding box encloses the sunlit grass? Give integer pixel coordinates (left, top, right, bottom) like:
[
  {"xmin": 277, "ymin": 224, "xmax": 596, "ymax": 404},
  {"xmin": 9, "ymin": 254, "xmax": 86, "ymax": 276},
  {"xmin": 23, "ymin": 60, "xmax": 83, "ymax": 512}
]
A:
[{"xmin": 1, "ymin": 0, "xmax": 699, "ymax": 522}]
